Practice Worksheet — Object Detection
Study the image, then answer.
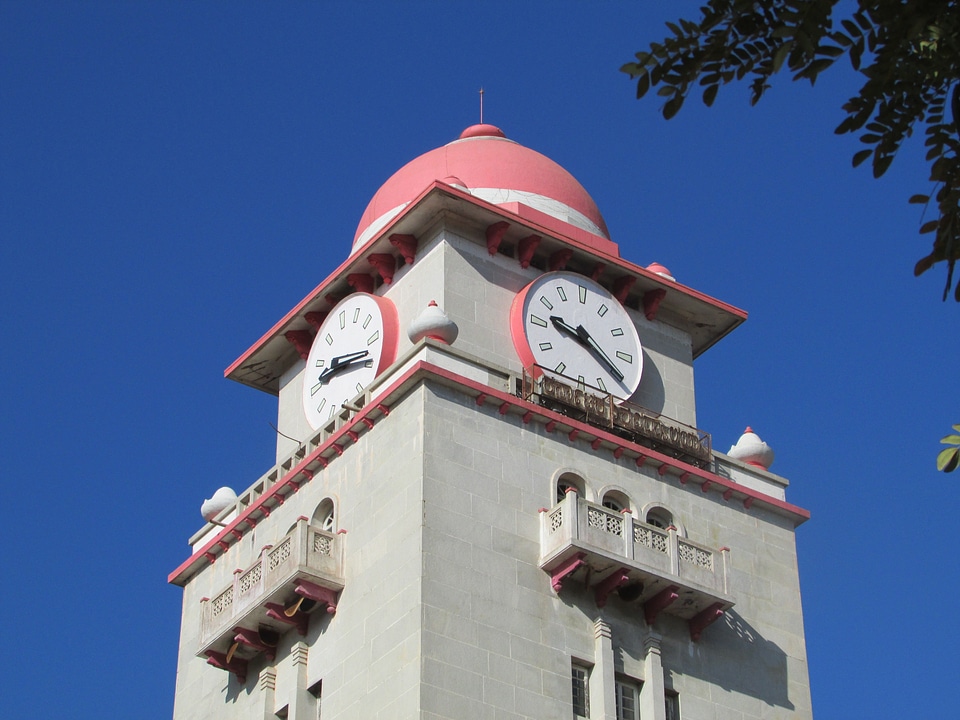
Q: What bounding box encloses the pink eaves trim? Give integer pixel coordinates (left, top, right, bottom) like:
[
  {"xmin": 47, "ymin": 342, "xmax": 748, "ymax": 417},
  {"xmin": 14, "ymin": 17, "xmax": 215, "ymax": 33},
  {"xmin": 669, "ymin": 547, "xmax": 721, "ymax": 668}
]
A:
[
  {"xmin": 225, "ymin": 181, "xmax": 746, "ymax": 381},
  {"xmin": 177, "ymin": 359, "xmax": 808, "ymax": 586}
]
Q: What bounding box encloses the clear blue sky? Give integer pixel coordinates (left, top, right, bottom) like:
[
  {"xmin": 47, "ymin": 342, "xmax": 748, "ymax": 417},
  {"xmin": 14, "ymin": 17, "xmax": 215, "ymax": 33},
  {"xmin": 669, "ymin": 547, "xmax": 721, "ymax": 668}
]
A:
[{"xmin": 2, "ymin": 2, "xmax": 956, "ymax": 718}]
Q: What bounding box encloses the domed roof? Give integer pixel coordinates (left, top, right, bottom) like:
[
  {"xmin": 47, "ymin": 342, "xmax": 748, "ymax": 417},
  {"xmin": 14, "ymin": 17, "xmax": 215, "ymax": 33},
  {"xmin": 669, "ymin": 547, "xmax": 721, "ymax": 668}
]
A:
[{"xmin": 352, "ymin": 124, "xmax": 609, "ymax": 253}]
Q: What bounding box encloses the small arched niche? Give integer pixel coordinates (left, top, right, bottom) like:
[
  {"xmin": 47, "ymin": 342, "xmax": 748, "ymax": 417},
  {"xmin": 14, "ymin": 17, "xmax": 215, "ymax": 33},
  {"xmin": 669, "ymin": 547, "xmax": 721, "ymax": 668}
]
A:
[
  {"xmin": 641, "ymin": 502, "xmax": 684, "ymax": 536},
  {"xmin": 600, "ymin": 488, "xmax": 631, "ymax": 514},
  {"xmin": 553, "ymin": 470, "xmax": 587, "ymax": 505}
]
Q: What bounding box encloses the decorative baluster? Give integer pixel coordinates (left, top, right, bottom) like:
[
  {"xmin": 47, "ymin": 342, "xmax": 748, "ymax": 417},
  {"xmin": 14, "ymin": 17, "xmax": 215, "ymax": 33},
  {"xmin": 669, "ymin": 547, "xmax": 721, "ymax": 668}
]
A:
[{"xmin": 667, "ymin": 525, "xmax": 680, "ymax": 576}]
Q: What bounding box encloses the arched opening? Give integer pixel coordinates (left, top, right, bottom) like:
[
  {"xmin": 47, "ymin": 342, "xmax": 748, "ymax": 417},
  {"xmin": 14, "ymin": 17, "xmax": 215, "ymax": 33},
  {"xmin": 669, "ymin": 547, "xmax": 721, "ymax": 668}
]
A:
[
  {"xmin": 645, "ymin": 506, "xmax": 673, "ymax": 530},
  {"xmin": 556, "ymin": 473, "xmax": 585, "ymax": 504},
  {"xmin": 312, "ymin": 498, "xmax": 336, "ymax": 533},
  {"xmin": 601, "ymin": 489, "xmax": 631, "ymax": 514}
]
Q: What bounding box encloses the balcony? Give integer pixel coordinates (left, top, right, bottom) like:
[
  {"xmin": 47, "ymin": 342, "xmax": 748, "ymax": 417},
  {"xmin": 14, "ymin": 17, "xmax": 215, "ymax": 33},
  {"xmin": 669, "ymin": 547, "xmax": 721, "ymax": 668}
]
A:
[
  {"xmin": 539, "ymin": 491, "xmax": 733, "ymax": 641},
  {"xmin": 197, "ymin": 517, "xmax": 344, "ymax": 682}
]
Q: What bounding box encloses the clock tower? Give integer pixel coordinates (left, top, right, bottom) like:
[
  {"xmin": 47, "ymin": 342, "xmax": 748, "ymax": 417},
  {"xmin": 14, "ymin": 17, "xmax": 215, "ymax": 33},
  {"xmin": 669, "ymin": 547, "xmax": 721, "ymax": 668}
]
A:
[{"xmin": 170, "ymin": 124, "xmax": 813, "ymax": 720}]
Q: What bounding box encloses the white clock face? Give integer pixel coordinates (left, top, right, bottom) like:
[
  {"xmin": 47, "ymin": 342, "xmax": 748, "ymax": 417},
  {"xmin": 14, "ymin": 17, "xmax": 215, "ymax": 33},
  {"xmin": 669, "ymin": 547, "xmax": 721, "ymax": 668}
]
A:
[
  {"xmin": 511, "ymin": 271, "xmax": 643, "ymax": 399},
  {"xmin": 302, "ymin": 293, "xmax": 398, "ymax": 430}
]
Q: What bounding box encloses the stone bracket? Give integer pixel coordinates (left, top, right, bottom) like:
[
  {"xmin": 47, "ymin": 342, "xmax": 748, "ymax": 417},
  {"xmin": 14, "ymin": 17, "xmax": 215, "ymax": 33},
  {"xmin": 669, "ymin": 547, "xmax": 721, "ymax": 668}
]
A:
[
  {"xmin": 644, "ymin": 585, "xmax": 679, "ymax": 625},
  {"xmin": 233, "ymin": 626, "xmax": 278, "ymax": 661},
  {"xmin": 689, "ymin": 602, "xmax": 725, "ymax": 642},
  {"xmin": 593, "ymin": 567, "xmax": 631, "ymax": 608},
  {"xmin": 284, "ymin": 330, "xmax": 313, "ymax": 360},
  {"xmin": 367, "ymin": 253, "xmax": 396, "ymax": 284},
  {"xmin": 550, "ymin": 552, "xmax": 586, "ymax": 593},
  {"xmin": 205, "ymin": 650, "xmax": 248, "ymax": 684},
  {"xmin": 486, "ymin": 221, "xmax": 510, "ymax": 254},
  {"xmin": 389, "ymin": 233, "xmax": 417, "ymax": 264},
  {"xmin": 264, "ymin": 602, "xmax": 309, "ymax": 636},
  {"xmin": 295, "ymin": 578, "xmax": 339, "ymax": 614},
  {"xmin": 518, "ymin": 234, "xmax": 541, "ymax": 268}
]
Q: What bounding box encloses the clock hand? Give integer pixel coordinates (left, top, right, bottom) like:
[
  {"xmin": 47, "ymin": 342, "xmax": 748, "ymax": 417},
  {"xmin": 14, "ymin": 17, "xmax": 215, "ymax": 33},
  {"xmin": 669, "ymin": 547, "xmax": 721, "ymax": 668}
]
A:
[
  {"xmin": 575, "ymin": 324, "xmax": 625, "ymax": 382},
  {"xmin": 317, "ymin": 350, "xmax": 370, "ymax": 383},
  {"xmin": 550, "ymin": 316, "xmax": 586, "ymax": 344}
]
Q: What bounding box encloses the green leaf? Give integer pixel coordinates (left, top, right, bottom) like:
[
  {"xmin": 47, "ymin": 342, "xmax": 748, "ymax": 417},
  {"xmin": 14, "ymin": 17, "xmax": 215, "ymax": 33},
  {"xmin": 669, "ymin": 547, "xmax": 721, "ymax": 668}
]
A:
[
  {"xmin": 937, "ymin": 446, "xmax": 960, "ymax": 472},
  {"xmin": 636, "ymin": 72, "xmax": 651, "ymax": 99},
  {"xmin": 909, "ymin": 194, "xmax": 930, "ymax": 205},
  {"xmin": 873, "ymin": 153, "xmax": 893, "ymax": 178},
  {"xmin": 940, "ymin": 435, "xmax": 960, "ymax": 445},
  {"xmin": 663, "ymin": 94, "xmax": 685, "ymax": 120}
]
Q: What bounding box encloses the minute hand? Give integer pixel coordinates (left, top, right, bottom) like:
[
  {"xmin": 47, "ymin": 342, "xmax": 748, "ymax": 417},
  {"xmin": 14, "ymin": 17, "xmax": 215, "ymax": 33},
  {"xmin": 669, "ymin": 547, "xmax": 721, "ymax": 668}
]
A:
[
  {"xmin": 317, "ymin": 350, "xmax": 369, "ymax": 383},
  {"xmin": 575, "ymin": 325, "xmax": 624, "ymax": 381}
]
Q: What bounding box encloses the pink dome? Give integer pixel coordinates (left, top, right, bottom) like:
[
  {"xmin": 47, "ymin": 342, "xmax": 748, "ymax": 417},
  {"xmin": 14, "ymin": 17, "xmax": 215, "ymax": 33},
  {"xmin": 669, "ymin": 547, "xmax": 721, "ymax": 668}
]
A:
[{"xmin": 352, "ymin": 124, "xmax": 609, "ymax": 253}]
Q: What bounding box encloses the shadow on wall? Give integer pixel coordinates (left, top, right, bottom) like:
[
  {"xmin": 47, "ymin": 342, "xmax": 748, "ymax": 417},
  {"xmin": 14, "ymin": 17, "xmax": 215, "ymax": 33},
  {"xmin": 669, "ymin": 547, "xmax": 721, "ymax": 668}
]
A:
[{"xmin": 630, "ymin": 348, "xmax": 664, "ymax": 414}]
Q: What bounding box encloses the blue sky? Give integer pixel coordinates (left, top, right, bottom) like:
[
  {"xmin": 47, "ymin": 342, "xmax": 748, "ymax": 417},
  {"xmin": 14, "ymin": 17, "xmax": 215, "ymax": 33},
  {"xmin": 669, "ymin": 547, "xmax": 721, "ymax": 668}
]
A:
[{"xmin": 2, "ymin": 2, "xmax": 957, "ymax": 718}]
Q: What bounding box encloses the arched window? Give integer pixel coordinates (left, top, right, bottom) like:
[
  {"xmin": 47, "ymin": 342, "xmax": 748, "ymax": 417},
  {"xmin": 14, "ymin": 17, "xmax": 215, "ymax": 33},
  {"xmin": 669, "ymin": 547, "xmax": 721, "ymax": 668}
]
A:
[
  {"xmin": 601, "ymin": 490, "xmax": 630, "ymax": 514},
  {"xmin": 645, "ymin": 506, "xmax": 673, "ymax": 530},
  {"xmin": 556, "ymin": 473, "xmax": 585, "ymax": 504},
  {"xmin": 312, "ymin": 498, "xmax": 336, "ymax": 532}
]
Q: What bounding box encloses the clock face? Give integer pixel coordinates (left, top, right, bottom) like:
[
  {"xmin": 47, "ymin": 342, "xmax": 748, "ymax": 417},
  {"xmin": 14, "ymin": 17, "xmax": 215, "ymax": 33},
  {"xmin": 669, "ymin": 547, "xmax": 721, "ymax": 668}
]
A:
[
  {"xmin": 510, "ymin": 271, "xmax": 643, "ymax": 399},
  {"xmin": 302, "ymin": 293, "xmax": 398, "ymax": 430}
]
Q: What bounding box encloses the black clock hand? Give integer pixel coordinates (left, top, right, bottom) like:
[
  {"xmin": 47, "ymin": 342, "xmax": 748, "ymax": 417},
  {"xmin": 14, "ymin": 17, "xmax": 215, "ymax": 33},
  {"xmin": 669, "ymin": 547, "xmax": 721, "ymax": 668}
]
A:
[
  {"xmin": 575, "ymin": 324, "xmax": 625, "ymax": 381},
  {"xmin": 317, "ymin": 350, "xmax": 370, "ymax": 383},
  {"xmin": 550, "ymin": 316, "xmax": 585, "ymax": 344}
]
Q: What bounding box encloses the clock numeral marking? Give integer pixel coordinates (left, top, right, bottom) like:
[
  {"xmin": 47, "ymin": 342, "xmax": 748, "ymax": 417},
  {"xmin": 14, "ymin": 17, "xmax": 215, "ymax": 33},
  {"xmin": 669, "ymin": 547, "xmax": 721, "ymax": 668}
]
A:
[
  {"xmin": 325, "ymin": 333, "xmax": 334, "ymax": 346},
  {"xmin": 597, "ymin": 304, "xmax": 609, "ymax": 317},
  {"xmin": 356, "ymin": 382, "xmax": 364, "ymax": 395},
  {"xmin": 316, "ymin": 398, "xmax": 327, "ymax": 414},
  {"xmin": 367, "ymin": 330, "xmax": 380, "ymax": 346},
  {"xmin": 610, "ymin": 328, "xmax": 624, "ymax": 337},
  {"xmin": 539, "ymin": 296, "xmax": 554, "ymax": 311},
  {"xmin": 353, "ymin": 308, "xmax": 361, "ymax": 323},
  {"xmin": 596, "ymin": 378, "xmax": 607, "ymax": 393},
  {"xmin": 310, "ymin": 382, "xmax": 323, "ymax": 396},
  {"xmin": 556, "ymin": 286, "xmax": 567, "ymax": 302},
  {"xmin": 577, "ymin": 375, "xmax": 586, "ymax": 385},
  {"xmin": 315, "ymin": 359, "xmax": 325, "ymax": 367},
  {"xmin": 339, "ymin": 311, "xmax": 346, "ymax": 329},
  {"xmin": 363, "ymin": 313, "xmax": 373, "ymax": 329},
  {"xmin": 529, "ymin": 314, "xmax": 548, "ymax": 328},
  {"xmin": 578, "ymin": 285, "xmax": 587, "ymax": 304},
  {"xmin": 615, "ymin": 351, "xmax": 633, "ymax": 364},
  {"xmin": 538, "ymin": 342, "xmax": 553, "ymax": 351},
  {"xmin": 329, "ymin": 404, "xmax": 337, "ymax": 419},
  {"xmin": 555, "ymin": 362, "xmax": 566, "ymax": 374}
]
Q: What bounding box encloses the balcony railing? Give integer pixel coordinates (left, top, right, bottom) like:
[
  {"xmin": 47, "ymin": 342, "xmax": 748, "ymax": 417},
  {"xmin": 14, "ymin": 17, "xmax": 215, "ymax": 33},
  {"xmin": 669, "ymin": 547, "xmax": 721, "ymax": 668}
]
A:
[
  {"xmin": 540, "ymin": 491, "xmax": 732, "ymax": 641},
  {"xmin": 197, "ymin": 517, "xmax": 344, "ymax": 680}
]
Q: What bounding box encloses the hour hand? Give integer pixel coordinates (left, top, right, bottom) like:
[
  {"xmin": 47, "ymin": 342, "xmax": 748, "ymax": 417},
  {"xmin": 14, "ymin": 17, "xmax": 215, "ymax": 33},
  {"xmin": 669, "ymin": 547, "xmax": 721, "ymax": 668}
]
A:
[
  {"xmin": 575, "ymin": 324, "xmax": 624, "ymax": 381},
  {"xmin": 550, "ymin": 315, "xmax": 581, "ymax": 340},
  {"xmin": 317, "ymin": 350, "xmax": 370, "ymax": 383}
]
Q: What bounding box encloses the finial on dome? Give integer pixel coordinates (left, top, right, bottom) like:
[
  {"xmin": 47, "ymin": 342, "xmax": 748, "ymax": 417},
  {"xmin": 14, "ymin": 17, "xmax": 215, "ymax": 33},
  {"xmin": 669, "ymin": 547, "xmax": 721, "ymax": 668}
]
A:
[
  {"xmin": 728, "ymin": 427, "xmax": 774, "ymax": 470},
  {"xmin": 408, "ymin": 301, "xmax": 459, "ymax": 345},
  {"xmin": 647, "ymin": 262, "xmax": 675, "ymax": 281},
  {"xmin": 201, "ymin": 486, "xmax": 238, "ymax": 522},
  {"xmin": 459, "ymin": 124, "xmax": 506, "ymax": 139}
]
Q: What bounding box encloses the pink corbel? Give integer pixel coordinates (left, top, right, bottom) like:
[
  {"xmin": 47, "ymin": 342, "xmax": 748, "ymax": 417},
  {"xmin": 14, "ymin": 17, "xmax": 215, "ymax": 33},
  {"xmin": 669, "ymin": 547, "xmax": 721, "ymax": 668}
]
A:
[
  {"xmin": 568, "ymin": 429, "xmax": 579, "ymax": 442},
  {"xmin": 594, "ymin": 567, "xmax": 631, "ymax": 608},
  {"xmin": 361, "ymin": 417, "xmax": 375, "ymax": 430},
  {"xmin": 284, "ymin": 330, "xmax": 313, "ymax": 361},
  {"xmin": 643, "ymin": 288, "xmax": 667, "ymax": 321},
  {"xmin": 689, "ymin": 602, "xmax": 725, "ymax": 642},
  {"xmin": 612, "ymin": 275, "xmax": 636, "ymax": 304},
  {"xmin": 295, "ymin": 578, "xmax": 340, "ymax": 614},
  {"xmin": 486, "ymin": 221, "xmax": 510, "ymax": 255},
  {"xmin": 259, "ymin": 505, "xmax": 271, "ymax": 517},
  {"xmin": 743, "ymin": 497, "xmax": 755, "ymax": 510},
  {"xmin": 314, "ymin": 455, "xmax": 328, "ymax": 468},
  {"xmin": 217, "ymin": 541, "xmax": 230, "ymax": 553},
  {"xmin": 545, "ymin": 420, "xmax": 557, "ymax": 432},
  {"xmin": 244, "ymin": 517, "xmax": 257, "ymax": 529},
  {"xmin": 205, "ymin": 650, "xmax": 247, "ymax": 684},
  {"xmin": 347, "ymin": 273, "xmax": 374, "ymax": 294},
  {"xmin": 723, "ymin": 489, "xmax": 734, "ymax": 501},
  {"xmin": 301, "ymin": 468, "xmax": 314, "ymax": 481},
  {"xmin": 644, "ymin": 585, "xmax": 680, "ymax": 625},
  {"xmin": 347, "ymin": 430, "xmax": 360, "ymax": 443},
  {"xmin": 498, "ymin": 401, "xmax": 510, "ymax": 415},
  {"xmin": 549, "ymin": 552, "xmax": 587, "ymax": 593},
  {"xmin": 613, "ymin": 447, "xmax": 624, "ymax": 459},
  {"xmin": 549, "ymin": 249, "xmax": 573, "ymax": 271},
  {"xmin": 203, "ymin": 552, "xmax": 217, "ymax": 564},
  {"xmin": 475, "ymin": 393, "xmax": 487, "ymax": 406},
  {"xmin": 330, "ymin": 444, "xmax": 343, "ymax": 456},
  {"xmin": 264, "ymin": 602, "xmax": 309, "ymax": 636},
  {"xmin": 233, "ymin": 626, "xmax": 277, "ymax": 661},
  {"xmin": 368, "ymin": 253, "xmax": 396, "ymax": 284},
  {"xmin": 304, "ymin": 311, "xmax": 328, "ymax": 329},
  {"xmin": 274, "ymin": 493, "xmax": 285, "ymax": 506},
  {"xmin": 389, "ymin": 233, "xmax": 418, "ymax": 264},
  {"xmin": 324, "ymin": 293, "xmax": 343, "ymax": 307},
  {"xmin": 517, "ymin": 234, "xmax": 541, "ymax": 268},
  {"xmin": 590, "ymin": 263, "xmax": 606, "ymax": 281},
  {"xmin": 591, "ymin": 438, "xmax": 602, "ymax": 450},
  {"xmin": 376, "ymin": 403, "xmax": 390, "ymax": 416},
  {"xmin": 229, "ymin": 529, "xmax": 243, "ymax": 541},
  {"xmin": 635, "ymin": 455, "xmax": 647, "ymax": 468},
  {"xmin": 679, "ymin": 472, "xmax": 690, "ymax": 485},
  {"xmin": 522, "ymin": 411, "xmax": 533, "ymax": 424},
  {"xmin": 658, "ymin": 463, "xmax": 671, "ymax": 476},
  {"xmin": 701, "ymin": 480, "xmax": 712, "ymax": 493}
]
